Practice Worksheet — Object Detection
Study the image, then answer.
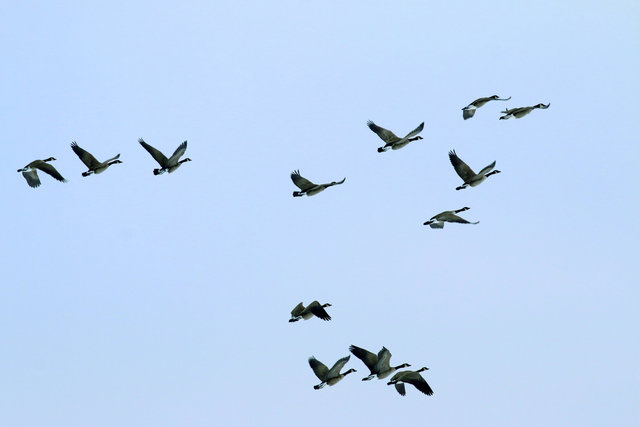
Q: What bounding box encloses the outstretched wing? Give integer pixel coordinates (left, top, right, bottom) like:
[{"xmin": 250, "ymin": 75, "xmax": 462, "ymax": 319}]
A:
[
  {"xmin": 449, "ymin": 150, "xmax": 476, "ymax": 181},
  {"xmin": 404, "ymin": 372, "xmax": 434, "ymax": 396},
  {"xmin": 22, "ymin": 170, "xmax": 41, "ymax": 188},
  {"xmin": 291, "ymin": 170, "xmax": 316, "ymax": 191},
  {"xmin": 36, "ymin": 161, "xmax": 66, "ymax": 183},
  {"xmin": 349, "ymin": 345, "xmax": 377, "ymax": 373},
  {"xmin": 477, "ymin": 160, "xmax": 496, "ymax": 177},
  {"xmin": 307, "ymin": 301, "xmax": 331, "ymax": 321},
  {"xmin": 367, "ymin": 120, "xmax": 400, "ymax": 144},
  {"xmin": 394, "ymin": 382, "xmax": 407, "ymax": 396},
  {"xmin": 168, "ymin": 141, "xmax": 188, "ymax": 164},
  {"xmin": 462, "ymin": 108, "xmax": 476, "ymax": 120},
  {"xmin": 442, "ymin": 213, "xmax": 477, "ymax": 224},
  {"xmin": 290, "ymin": 302, "xmax": 305, "ymax": 317},
  {"xmin": 71, "ymin": 142, "xmax": 100, "ymax": 168},
  {"xmin": 402, "ymin": 122, "xmax": 424, "ymax": 139},
  {"xmin": 375, "ymin": 347, "xmax": 392, "ymax": 372},
  {"xmin": 308, "ymin": 357, "xmax": 329, "ymax": 381},
  {"xmin": 327, "ymin": 355, "xmax": 351, "ymax": 378},
  {"xmin": 139, "ymin": 138, "xmax": 168, "ymax": 166}
]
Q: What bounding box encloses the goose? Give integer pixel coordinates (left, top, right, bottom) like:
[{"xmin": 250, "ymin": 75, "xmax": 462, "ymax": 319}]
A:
[
  {"xmin": 423, "ymin": 207, "xmax": 479, "ymax": 228},
  {"xmin": 290, "ymin": 170, "xmax": 345, "ymax": 197},
  {"xmin": 387, "ymin": 367, "xmax": 433, "ymax": 396},
  {"xmin": 462, "ymin": 95, "xmax": 511, "ymax": 120},
  {"xmin": 367, "ymin": 120, "xmax": 425, "ymax": 152},
  {"xmin": 499, "ymin": 103, "xmax": 550, "ymax": 120},
  {"xmin": 289, "ymin": 301, "xmax": 332, "ymax": 322},
  {"xmin": 449, "ymin": 150, "xmax": 500, "ymax": 190},
  {"xmin": 308, "ymin": 355, "xmax": 357, "ymax": 389},
  {"xmin": 17, "ymin": 157, "xmax": 67, "ymax": 188},
  {"xmin": 70, "ymin": 141, "xmax": 122, "ymax": 176},
  {"xmin": 138, "ymin": 138, "xmax": 191, "ymax": 175},
  {"xmin": 349, "ymin": 345, "xmax": 411, "ymax": 381}
]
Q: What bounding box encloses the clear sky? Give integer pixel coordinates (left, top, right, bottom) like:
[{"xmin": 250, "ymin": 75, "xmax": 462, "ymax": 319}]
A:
[{"xmin": 2, "ymin": 1, "xmax": 639, "ymax": 426}]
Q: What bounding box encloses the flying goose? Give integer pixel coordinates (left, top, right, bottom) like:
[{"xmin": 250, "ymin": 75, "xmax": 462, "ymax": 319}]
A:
[
  {"xmin": 290, "ymin": 170, "xmax": 345, "ymax": 197},
  {"xmin": 349, "ymin": 345, "xmax": 411, "ymax": 381},
  {"xmin": 449, "ymin": 150, "xmax": 500, "ymax": 190},
  {"xmin": 387, "ymin": 367, "xmax": 433, "ymax": 396},
  {"xmin": 70, "ymin": 141, "xmax": 122, "ymax": 177},
  {"xmin": 423, "ymin": 207, "xmax": 479, "ymax": 228},
  {"xmin": 17, "ymin": 157, "xmax": 67, "ymax": 188},
  {"xmin": 138, "ymin": 138, "xmax": 191, "ymax": 175},
  {"xmin": 499, "ymin": 103, "xmax": 550, "ymax": 120},
  {"xmin": 367, "ymin": 120, "xmax": 425, "ymax": 152},
  {"xmin": 308, "ymin": 355, "xmax": 357, "ymax": 389},
  {"xmin": 462, "ymin": 95, "xmax": 511, "ymax": 120},
  {"xmin": 289, "ymin": 301, "xmax": 332, "ymax": 322}
]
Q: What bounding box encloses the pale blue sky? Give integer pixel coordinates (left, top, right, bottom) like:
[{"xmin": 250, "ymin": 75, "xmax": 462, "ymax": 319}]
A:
[{"xmin": 2, "ymin": 1, "xmax": 639, "ymax": 426}]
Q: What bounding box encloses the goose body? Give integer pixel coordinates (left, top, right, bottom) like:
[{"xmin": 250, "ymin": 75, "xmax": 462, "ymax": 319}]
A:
[
  {"xmin": 462, "ymin": 95, "xmax": 511, "ymax": 120},
  {"xmin": 349, "ymin": 345, "xmax": 411, "ymax": 381},
  {"xmin": 449, "ymin": 150, "xmax": 500, "ymax": 190},
  {"xmin": 17, "ymin": 157, "xmax": 67, "ymax": 188},
  {"xmin": 387, "ymin": 367, "xmax": 433, "ymax": 396},
  {"xmin": 367, "ymin": 121, "xmax": 425, "ymax": 152},
  {"xmin": 70, "ymin": 141, "xmax": 122, "ymax": 176},
  {"xmin": 139, "ymin": 138, "xmax": 191, "ymax": 175},
  {"xmin": 308, "ymin": 355, "xmax": 357, "ymax": 389},
  {"xmin": 290, "ymin": 170, "xmax": 345, "ymax": 197},
  {"xmin": 289, "ymin": 301, "xmax": 332, "ymax": 322},
  {"xmin": 424, "ymin": 207, "xmax": 479, "ymax": 228},
  {"xmin": 499, "ymin": 103, "xmax": 550, "ymax": 120}
]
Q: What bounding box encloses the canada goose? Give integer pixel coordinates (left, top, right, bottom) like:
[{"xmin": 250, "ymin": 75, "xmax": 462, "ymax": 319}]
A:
[
  {"xmin": 387, "ymin": 367, "xmax": 433, "ymax": 396},
  {"xmin": 499, "ymin": 103, "xmax": 550, "ymax": 120},
  {"xmin": 449, "ymin": 150, "xmax": 500, "ymax": 190},
  {"xmin": 138, "ymin": 138, "xmax": 191, "ymax": 175},
  {"xmin": 70, "ymin": 142, "xmax": 122, "ymax": 177},
  {"xmin": 17, "ymin": 157, "xmax": 67, "ymax": 188},
  {"xmin": 423, "ymin": 207, "xmax": 479, "ymax": 228},
  {"xmin": 349, "ymin": 345, "xmax": 411, "ymax": 381},
  {"xmin": 367, "ymin": 121, "xmax": 425, "ymax": 152},
  {"xmin": 308, "ymin": 355, "xmax": 357, "ymax": 389},
  {"xmin": 462, "ymin": 95, "xmax": 511, "ymax": 120},
  {"xmin": 289, "ymin": 301, "xmax": 332, "ymax": 322},
  {"xmin": 290, "ymin": 170, "xmax": 345, "ymax": 197}
]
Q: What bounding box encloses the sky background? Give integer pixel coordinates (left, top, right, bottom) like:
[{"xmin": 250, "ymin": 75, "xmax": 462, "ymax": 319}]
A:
[{"xmin": 2, "ymin": 1, "xmax": 639, "ymax": 426}]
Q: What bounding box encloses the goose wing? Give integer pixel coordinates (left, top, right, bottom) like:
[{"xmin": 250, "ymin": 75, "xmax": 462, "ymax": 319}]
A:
[
  {"xmin": 167, "ymin": 141, "xmax": 188, "ymax": 165},
  {"xmin": 449, "ymin": 150, "xmax": 476, "ymax": 181},
  {"xmin": 291, "ymin": 170, "xmax": 316, "ymax": 191},
  {"xmin": 394, "ymin": 382, "xmax": 407, "ymax": 396},
  {"xmin": 402, "ymin": 122, "xmax": 424, "ymax": 139},
  {"xmin": 71, "ymin": 142, "xmax": 101, "ymax": 168},
  {"xmin": 375, "ymin": 347, "xmax": 392, "ymax": 372},
  {"xmin": 290, "ymin": 302, "xmax": 305, "ymax": 317},
  {"xmin": 22, "ymin": 169, "xmax": 41, "ymax": 188},
  {"xmin": 477, "ymin": 160, "xmax": 496, "ymax": 176},
  {"xmin": 139, "ymin": 139, "xmax": 168, "ymax": 166},
  {"xmin": 327, "ymin": 355, "xmax": 350, "ymax": 378},
  {"xmin": 443, "ymin": 213, "xmax": 478, "ymax": 224},
  {"xmin": 367, "ymin": 121, "xmax": 400, "ymax": 144},
  {"xmin": 428, "ymin": 221, "xmax": 445, "ymax": 229},
  {"xmin": 349, "ymin": 345, "xmax": 378, "ymax": 374},
  {"xmin": 403, "ymin": 371, "xmax": 434, "ymax": 395},
  {"xmin": 308, "ymin": 357, "xmax": 329, "ymax": 381},
  {"xmin": 462, "ymin": 108, "xmax": 476, "ymax": 120},
  {"xmin": 307, "ymin": 301, "xmax": 331, "ymax": 321},
  {"xmin": 35, "ymin": 161, "xmax": 66, "ymax": 183}
]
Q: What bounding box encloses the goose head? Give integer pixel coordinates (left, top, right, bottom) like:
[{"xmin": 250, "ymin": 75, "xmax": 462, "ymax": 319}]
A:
[
  {"xmin": 416, "ymin": 367, "xmax": 429, "ymax": 373},
  {"xmin": 180, "ymin": 158, "xmax": 192, "ymax": 163},
  {"xmin": 534, "ymin": 103, "xmax": 550, "ymax": 109},
  {"xmin": 322, "ymin": 303, "xmax": 332, "ymax": 308},
  {"xmin": 456, "ymin": 207, "xmax": 471, "ymax": 213},
  {"xmin": 489, "ymin": 95, "xmax": 500, "ymax": 99},
  {"xmin": 343, "ymin": 368, "xmax": 357, "ymax": 376},
  {"xmin": 43, "ymin": 157, "xmax": 56, "ymax": 162},
  {"xmin": 109, "ymin": 160, "xmax": 123, "ymax": 165}
]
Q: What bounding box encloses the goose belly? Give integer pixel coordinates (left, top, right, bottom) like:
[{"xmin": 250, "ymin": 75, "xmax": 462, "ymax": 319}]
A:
[
  {"xmin": 306, "ymin": 186, "xmax": 325, "ymax": 196},
  {"xmin": 469, "ymin": 176, "xmax": 486, "ymax": 186},
  {"xmin": 326, "ymin": 376, "xmax": 344, "ymax": 386},
  {"xmin": 168, "ymin": 164, "xmax": 182, "ymax": 173},
  {"xmin": 392, "ymin": 139, "xmax": 410, "ymax": 150},
  {"xmin": 94, "ymin": 165, "xmax": 108, "ymax": 174}
]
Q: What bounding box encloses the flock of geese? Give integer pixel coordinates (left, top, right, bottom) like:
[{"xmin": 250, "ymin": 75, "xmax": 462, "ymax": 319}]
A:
[
  {"xmin": 17, "ymin": 96, "xmax": 549, "ymax": 397},
  {"xmin": 289, "ymin": 96, "xmax": 549, "ymax": 396},
  {"xmin": 16, "ymin": 138, "xmax": 191, "ymax": 188}
]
